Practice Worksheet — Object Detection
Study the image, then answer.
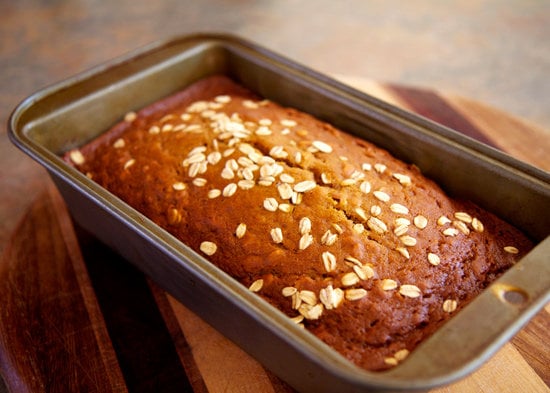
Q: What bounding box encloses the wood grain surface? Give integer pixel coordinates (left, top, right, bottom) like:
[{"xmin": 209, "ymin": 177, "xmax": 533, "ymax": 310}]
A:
[{"xmin": 0, "ymin": 81, "xmax": 548, "ymax": 393}]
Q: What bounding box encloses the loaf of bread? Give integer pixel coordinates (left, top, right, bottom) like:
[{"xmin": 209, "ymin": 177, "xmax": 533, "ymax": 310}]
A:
[{"xmin": 65, "ymin": 75, "xmax": 532, "ymax": 371}]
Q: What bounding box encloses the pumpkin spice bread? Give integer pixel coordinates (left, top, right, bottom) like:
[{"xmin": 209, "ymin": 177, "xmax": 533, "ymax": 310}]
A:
[{"xmin": 65, "ymin": 75, "xmax": 533, "ymax": 371}]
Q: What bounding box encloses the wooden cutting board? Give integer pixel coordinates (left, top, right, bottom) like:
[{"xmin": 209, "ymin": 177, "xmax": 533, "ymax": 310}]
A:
[{"xmin": 1, "ymin": 80, "xmax": 549, "ymax": 393}]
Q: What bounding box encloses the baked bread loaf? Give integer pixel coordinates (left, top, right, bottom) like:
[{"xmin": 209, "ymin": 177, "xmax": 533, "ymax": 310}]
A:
[{"xmin": 65, "ymin": 75, "xmax": 532, "ymax": 371}]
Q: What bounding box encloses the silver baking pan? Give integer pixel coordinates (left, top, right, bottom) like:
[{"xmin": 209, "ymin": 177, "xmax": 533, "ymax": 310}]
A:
[{"xmin": 8, "ymin": 33, "xmax": 550, "ymax": 392}]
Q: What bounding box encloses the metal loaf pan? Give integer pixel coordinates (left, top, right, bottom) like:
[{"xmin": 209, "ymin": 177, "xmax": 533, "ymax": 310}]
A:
[{"xmin": 8, "ymin": 34, "xmax": 550, "ymax": 392}]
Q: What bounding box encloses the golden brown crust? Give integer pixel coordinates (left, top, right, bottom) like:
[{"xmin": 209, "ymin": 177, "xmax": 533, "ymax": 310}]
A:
[{"xmin": 65, "ymin": 75, "xmax": 533, "ymax": 371}]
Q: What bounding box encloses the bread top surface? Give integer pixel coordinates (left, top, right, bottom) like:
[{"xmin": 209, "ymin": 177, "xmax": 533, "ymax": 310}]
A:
[{"xmin": 66, "ymin": 75, "xmax": 532, "ymax": 371}]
